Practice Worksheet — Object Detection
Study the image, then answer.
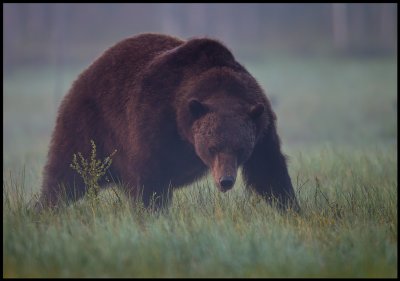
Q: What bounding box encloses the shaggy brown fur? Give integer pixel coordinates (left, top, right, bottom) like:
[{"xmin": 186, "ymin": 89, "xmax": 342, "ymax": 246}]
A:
[{"xmin": 39, "ymin": 33, "xmax": 299, "ymax": 211}]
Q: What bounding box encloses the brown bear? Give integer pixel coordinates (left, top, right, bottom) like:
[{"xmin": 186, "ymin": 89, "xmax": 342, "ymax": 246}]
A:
[{"xmin": 38, "ymin": 33, "xmax": 300, "ymax": 212}]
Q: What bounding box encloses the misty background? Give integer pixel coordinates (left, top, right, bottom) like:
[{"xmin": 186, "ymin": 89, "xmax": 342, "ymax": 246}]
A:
[{"xmin": 3, "ymin": 3, "xmax": 397, "ymax": 71}]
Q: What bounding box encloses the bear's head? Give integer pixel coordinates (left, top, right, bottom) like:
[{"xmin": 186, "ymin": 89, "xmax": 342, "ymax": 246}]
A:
[{"xmin": 179, "ymin": 68, "xmax": 271, "ymax": 192}]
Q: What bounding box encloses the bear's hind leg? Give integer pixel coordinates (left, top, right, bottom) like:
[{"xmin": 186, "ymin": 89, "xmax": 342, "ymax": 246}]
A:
[{"xmin": 36, "ymin": 165, "xmax": 87, "ymax": 211}]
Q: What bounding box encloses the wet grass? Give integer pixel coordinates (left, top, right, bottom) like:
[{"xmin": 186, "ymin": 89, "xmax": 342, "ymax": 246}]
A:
[{"xmin": 3, "ymin": 145, "xmax": 397, "ymax": 277}]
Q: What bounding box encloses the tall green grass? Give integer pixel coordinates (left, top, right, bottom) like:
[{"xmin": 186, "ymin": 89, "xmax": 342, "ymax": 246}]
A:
[{"xmin": 3, "ymin": 145, "xmax": 397, "ymax": 277}]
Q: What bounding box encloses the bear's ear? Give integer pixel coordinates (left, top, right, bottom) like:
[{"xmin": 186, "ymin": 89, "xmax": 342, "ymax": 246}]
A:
[
  {"xmin": 249, "ymin": 103, "xmax": 264, "ymax": 119},
  {"xmin": 189, "ymin": 99, "xmax": 208, "ymax": 118}
]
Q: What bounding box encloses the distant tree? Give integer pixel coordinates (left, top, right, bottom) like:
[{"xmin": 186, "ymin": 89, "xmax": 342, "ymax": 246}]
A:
[{"xmin": 332, "ymin": 3, "xmax": 348, "ymax": 51}]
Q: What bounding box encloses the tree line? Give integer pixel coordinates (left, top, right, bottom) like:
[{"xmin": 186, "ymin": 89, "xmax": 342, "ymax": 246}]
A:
[{"xmin": 4, "ymin": 3, "xmax": 397, "ymax": 70}]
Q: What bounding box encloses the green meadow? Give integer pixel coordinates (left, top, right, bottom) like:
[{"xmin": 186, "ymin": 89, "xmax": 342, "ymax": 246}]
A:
[{"xmin": 3, "ymin": 56, "xmax": 397, "ymax": 277}]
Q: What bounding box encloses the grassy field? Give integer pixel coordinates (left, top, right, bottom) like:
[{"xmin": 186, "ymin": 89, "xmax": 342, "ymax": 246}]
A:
[{"xmin": 3, "ymin": 56, "xmax": 397, "ymax": 277}]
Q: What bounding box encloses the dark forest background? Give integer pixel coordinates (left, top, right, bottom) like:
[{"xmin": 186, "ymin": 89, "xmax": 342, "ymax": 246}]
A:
[{"xmin": 4, "ymin": 3, "xmax": 397, "ymax": 73}]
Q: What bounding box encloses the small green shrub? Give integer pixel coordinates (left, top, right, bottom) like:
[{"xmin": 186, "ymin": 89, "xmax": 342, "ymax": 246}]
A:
[{"xmin": 70, "ymin": 140, "xmax": 117, "ymax": 204}]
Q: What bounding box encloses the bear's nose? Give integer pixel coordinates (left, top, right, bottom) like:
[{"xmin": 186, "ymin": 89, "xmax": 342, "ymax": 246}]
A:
[{"xmin": 219, "ymin": 176, "xmax": 235, "ymax": 191}]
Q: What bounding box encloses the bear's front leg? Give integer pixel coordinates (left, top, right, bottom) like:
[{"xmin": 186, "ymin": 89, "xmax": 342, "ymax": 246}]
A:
[
  {"xmin": 123, "ymin": 176, "xmax": 173, "ymax": 212},
  {"xmin": 242, "ymin": 130, "xmax": 300, "ymax": 212},
  {"xmin": 141, "ymin": 186, "xmax": 173, "ymax": 211}
]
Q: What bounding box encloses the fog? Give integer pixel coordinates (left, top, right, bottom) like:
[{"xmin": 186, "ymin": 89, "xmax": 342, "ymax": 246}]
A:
[{"xmin": 4, "ymin": 3, "xmax": 397, "ymax": 72}]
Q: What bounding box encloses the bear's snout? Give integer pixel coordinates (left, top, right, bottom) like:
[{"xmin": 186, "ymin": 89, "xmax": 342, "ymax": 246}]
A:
[
  {"xmin": 212, "ymin": 153, "xmax": 237, "ymax": 192},
  {"xmin": 219, "ymin": 175, "xmax": 235, "ymax": 192}
]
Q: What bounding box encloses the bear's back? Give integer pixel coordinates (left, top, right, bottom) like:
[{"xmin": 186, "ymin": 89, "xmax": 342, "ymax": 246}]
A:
[{"xmin": 70, "ymin": 33, "xmax": 184, "ymax": 99}]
